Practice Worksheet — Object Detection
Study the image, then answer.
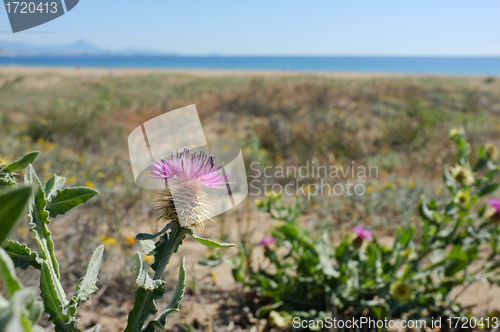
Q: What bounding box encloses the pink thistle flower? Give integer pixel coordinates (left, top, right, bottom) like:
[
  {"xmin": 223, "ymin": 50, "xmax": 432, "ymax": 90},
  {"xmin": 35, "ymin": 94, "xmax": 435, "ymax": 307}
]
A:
[
  {"xmin": 352, "ymin": 226, "xmax": 373, "ymax": 240},
  {"xmin": 150, "ymin": 147, "xmax": 233, "ymax": 229},
  {"xmin": 491, "ymin": 199, "xmax": 500, "ymax": 215},
  {"xmin": 258, "ymin": 236, "xmax": 275, "ymax": 246},
  {"xmin": 149, "ymin": 147, "xmax": 232, "ymax": 189}
]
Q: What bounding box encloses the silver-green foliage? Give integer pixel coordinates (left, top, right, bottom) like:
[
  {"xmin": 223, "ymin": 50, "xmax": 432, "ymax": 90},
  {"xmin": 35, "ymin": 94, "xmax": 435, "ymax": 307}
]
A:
[
  {"xmin": 1, "ymin": 151, "xmax": 236, "ymax": 332},
  {"xmin": 1, "ymin": 152, "xmax": 102, "ymax": 332}
]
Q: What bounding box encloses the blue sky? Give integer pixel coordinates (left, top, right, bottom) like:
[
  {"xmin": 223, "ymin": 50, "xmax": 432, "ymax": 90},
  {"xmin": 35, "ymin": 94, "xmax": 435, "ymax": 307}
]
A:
[{"xmin": 1, "ymin": 1, "xmax": 499, "ymax": 56}]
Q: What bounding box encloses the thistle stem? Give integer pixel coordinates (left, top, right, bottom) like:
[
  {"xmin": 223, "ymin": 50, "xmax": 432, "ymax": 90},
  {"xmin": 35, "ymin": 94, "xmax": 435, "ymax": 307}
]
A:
[
  {"xmin": 153, "ymin": 223, "xmax": 190, "ymax": 280},
  {"xmin": 125, "ymin": 222, "xmax": 190, "ymax": 332}
]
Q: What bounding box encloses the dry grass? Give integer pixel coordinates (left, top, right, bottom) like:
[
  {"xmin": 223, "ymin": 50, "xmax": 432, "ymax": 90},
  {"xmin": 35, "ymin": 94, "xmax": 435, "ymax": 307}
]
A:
[{"xmin": 1, "ymin": 68, "xmax": 500, "ymax": 331}]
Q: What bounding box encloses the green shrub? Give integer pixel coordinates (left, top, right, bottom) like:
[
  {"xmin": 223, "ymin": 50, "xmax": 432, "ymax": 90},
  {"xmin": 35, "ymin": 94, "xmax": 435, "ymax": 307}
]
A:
[{"xmin": 209, "ymin": 129, "xmax": 500, "ymax": 329}]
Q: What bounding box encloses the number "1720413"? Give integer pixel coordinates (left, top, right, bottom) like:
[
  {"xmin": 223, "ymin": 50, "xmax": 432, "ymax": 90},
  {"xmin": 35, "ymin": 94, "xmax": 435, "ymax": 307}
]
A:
[{"xmin": 5, "ymin": 2, "xmax": 58, "ymax": 14}]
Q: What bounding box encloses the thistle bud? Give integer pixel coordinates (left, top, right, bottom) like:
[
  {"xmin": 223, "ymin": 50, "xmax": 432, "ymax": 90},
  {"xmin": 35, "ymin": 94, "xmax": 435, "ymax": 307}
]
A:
[
  {"xmin": 450, "ymin": 165, "xmax": 475, "ymax": 186},
  {"xmin": 485, "ymin": 143, "xmax": 499, "ymax": 161},
  {"xmin": 449, "ymin": 128, "xmax": 461, "ymax": 139},
  {"xmin": 486, "ymin": 199, "xmax": 500, "ymax": 224},
  {"xmin": 454, "ymin": 189, "xmax": 471, "ymax": 207}
]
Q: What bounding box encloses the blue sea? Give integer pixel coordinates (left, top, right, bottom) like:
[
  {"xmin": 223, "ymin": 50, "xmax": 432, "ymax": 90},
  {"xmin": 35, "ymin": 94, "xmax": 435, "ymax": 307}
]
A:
[{"xmin": 0, "ymin": 56, "xmax": 499, "ymax": 75}]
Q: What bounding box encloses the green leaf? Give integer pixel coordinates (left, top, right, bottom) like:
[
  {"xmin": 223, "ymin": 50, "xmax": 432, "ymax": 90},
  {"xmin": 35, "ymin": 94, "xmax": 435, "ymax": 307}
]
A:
[
  {"xmin": 419, "ymin": 197, "xmax": 438, "ymax": 223},
  {"xmin": 280, "ymin": 224, "xmax": 300, "ymax": 239},
  {"xmin": 66, "ymin": 245, "xmax": 104, "ymax": 316},
  {"xmin": 124, "ymin": 253, "xmax": 167, "ymax": 332},
  {"xmin": 0, "ymin": 287, "xmax": 44, "ymax": 332},
  {"xmin": 143, "ymin": 257, "xmax": 187, "ymax": 331},
  {"xmin": 0, "ymin": 247, "xmax": 22, "ymax": 297},
  {"xmin": 0, "ymin": 185, "xmax": 32, "ymax": 244},
  {"xmin": 136, "ymin": 223, "xmax": 174, "ymax": 240},
  {"xmin": 473, "ymin": 158, "xmax": 488, "ymax": 172},
  {"xmin": 476, "ymin": 183, "xmax": 500, "ymax": 197},
  {"xmin": 2, "ymin": 152, "xmax": 39, "ymax": 173},
  {"xmin": 3, "ymin": 240, "xmax": 42, "ymax": 270},
  {"xmin": 443, "ymin": 166, "xmax": 455, "ymax": 189},
  {"xmin": 39, "ymin": 262, "xmax": 79, "ymax": 332},
  {"xmin": 134, "ymin": 253, "xmax": 165, "ymax": 291},
  {"xmin": 44, "ymin": 175, "xmax": 66, "ymax": 200},
  {"xmin": 190, "ymin": 233, "xmax": 235, "ymax": 248},
  {"xmin": 398, "ymin": 228, "xmax": 415, "ymax": 247},
  {"xmin": 24, "ymin": 165, "xmax": 67, "ymax": 306},
  {"xmin": 24, "ymin": 165, "xmax": 50, "ymax": 225},
  {"xmin": 46, "ymin": 187, "xmax": 99, "ymax": 218},
  {"xmin": 0, "ymin": 173, "xmax": 17, "ymax": 187}
]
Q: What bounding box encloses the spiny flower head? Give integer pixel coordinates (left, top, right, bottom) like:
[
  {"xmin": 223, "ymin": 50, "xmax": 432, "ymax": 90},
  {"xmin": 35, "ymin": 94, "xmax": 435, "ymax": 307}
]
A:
[
  {"xmin": 351, "ymin": 226, "xmax": 372, "ymax": 249},
  {"xmin": 352, "ymin": 226, "xmax": 373, "ymax": 240},
  {"xmin": 449, "ymin": 128, "xmax": 461, "ymax": 139},
  {"xmin": 150, "ymin": 147, "xmax": 232, "ymax": 229},
  {"xmin": 454, "ymin": 189, "xmax": 471, "ymax": 207},
  {"xmin": 450, "ymin": 165, "xmax": 475, "ymax": 186},
  {"xmin": 486, "ymin": 199, "xmax": 500, "ymax": 224},
  {"xmin": 149, "ymin": 147, "xmax": 231, "ymax": 188},
  {"xmin": 390, "ymin": 280, "xmax": 413, "ymax": 303},
  {"xmin": 258, "ymin": 236, "xmax": 275, "ymax": 246},
  {"xmin": 485, "ymin": 143, "xmax": 499, "ymax": 161}
]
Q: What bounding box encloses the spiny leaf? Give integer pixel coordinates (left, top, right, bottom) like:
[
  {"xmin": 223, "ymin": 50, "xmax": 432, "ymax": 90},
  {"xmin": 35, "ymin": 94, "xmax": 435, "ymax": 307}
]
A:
[
  {"xmin": 133, "ymin": 253, "xmax": 165, "ymax": 291},
  {"xmin": 24, "ymin": 165, "xmax": 67, "ymax": 307},
  {"xmin": 66, "ymin": 245, "xmax": 104, "ymax": 316},
  {"xmin": 0, "ymin": 185, "xmax": 32, "ymax": 244},
  {"xmin": 0, "ymin": 287, "xmax": 44, "ymax": 332},
  {"xmin": 24, "ymin": 165, "xmax": 50, "ymax": 225},
  {"xmin": 44, "ymin": 175, "xmax": 66, "ymax": 200},
  {"xmin": 476, "ymin": 183, "xmax": 500, "ymax": 197},
  {"xmin": 190, "ymin": 233, "xmax": 235, "ymax": 248},
  {"xmin": 46, "ymin": 187, "xmax": 99, "ymax": 218},
  {"xmin": 0, "ymin": 247, "xmax": 22, "ymax": 297},
  {"xmin": 140, "ymin": 240, "xmax": 156, "ymax": 256},
  {"xmin": 2, "ymin": 151, "xmax": 39, "ymax": 173},
  {"xmin": 39, "ymin": 262, "xmax": 79, "ymax": 332},
  {"xmin": 3, "ymin": 240, "xmax": 42, "ymax": 270},
  {"xmin": 143, "ymin": 257, "xmax": 186, "ymax": 331}
]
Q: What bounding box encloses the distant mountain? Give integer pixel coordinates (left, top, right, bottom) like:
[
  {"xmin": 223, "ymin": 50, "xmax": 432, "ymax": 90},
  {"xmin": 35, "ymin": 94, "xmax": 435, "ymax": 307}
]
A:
[{"xmin": 0, "ymin": 40, "xmax": 166, "ymax": 56}]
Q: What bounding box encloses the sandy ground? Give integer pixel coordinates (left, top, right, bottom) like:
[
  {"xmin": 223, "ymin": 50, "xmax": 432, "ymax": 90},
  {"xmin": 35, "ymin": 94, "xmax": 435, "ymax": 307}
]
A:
[{"xmin": 1, "ymin": 65, "xmax": 497, "ymax": 79}]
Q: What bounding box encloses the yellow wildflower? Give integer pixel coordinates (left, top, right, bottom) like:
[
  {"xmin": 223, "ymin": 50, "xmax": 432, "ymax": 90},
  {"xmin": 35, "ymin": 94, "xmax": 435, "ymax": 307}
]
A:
[
  {"xmin": 98, "ymin": 236, "xmax": 117, "ymax": 246},
  {"xmin": 124, "ymin": 235, "xmax": 136, "ymax": 246},
  {"xmin": 17, "ymin": 227, "xmax": 27, "ymax": 235},
  {"xmin": 85, "ymin": 181, "xmax": 95, "ymax": 189}
]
